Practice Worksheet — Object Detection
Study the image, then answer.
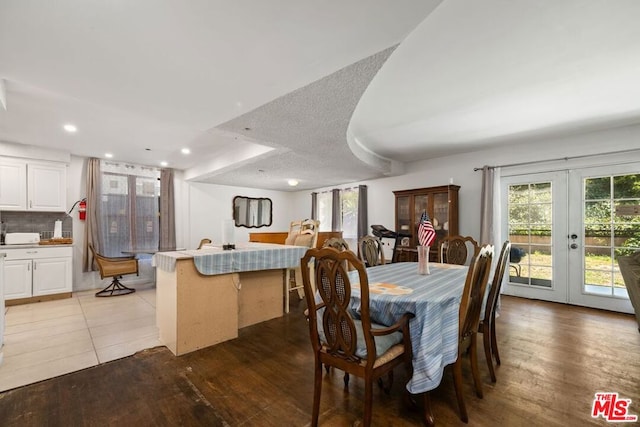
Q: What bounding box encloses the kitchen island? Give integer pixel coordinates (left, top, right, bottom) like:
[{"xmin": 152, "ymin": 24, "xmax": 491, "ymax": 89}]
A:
[{"xmin": 154, "ymin": 243, "xmax": 308, "ymax": 356}]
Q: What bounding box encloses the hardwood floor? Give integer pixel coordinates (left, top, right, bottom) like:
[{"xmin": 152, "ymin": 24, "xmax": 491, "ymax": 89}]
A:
[{"xmin": 1, "ymin": 295, "xmax": 638, "ymax": 426}]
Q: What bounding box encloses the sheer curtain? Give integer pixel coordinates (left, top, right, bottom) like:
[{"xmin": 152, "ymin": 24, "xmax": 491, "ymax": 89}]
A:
[
  {"xmin": 480, "ymin": 165, "xmax": 501, "ymax": 246},
  {"xmin": 99, "ymin": 161, "xmax": 160, "ymax": 257},
  {"xmin": 480, "ymin": 165, "xmax": 503, "ymax": 308}
]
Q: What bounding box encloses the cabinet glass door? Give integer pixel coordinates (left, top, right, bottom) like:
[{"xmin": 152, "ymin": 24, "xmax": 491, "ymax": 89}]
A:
[
  {"xmin": 397, "ymin": 196, "xmax": 411, "ymax": 238},
  {"xmin": 413, "ymin": 195, "xmax": 429, "ymax": 245}
]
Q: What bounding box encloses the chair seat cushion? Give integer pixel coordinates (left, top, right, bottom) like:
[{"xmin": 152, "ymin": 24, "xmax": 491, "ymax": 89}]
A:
[
  {"xmin": 318, "ymin": 317, "xmax": 404, "ymax": 360},
  {"xmin": 353, "ymin": 319, "xmax": 404, "ymax": 359}
]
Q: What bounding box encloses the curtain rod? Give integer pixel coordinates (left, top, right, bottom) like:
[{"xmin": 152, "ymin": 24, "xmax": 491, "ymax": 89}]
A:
[{"xmin": 473, "ymin": 147, "xmax": 640, "ymax": 171}]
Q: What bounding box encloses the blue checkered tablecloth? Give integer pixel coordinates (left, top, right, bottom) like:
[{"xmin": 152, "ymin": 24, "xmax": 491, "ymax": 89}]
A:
[
  {"xmin": 154, "ymin": 243, "xmax": 308, "ymax": 275},
  {"xmin": 348, "ymin": 262, "xmax": 468, "ymax": 394}
]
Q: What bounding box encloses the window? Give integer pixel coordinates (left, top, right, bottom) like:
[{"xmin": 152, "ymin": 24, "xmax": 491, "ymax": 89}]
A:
[
  {"xmin": 317, "ymin": 192, "xmax": 332, "ymax": 232},
  {"xmin": 316, "ymin": 187, "xmax": 359, "ymax": 238},
  {"xmin": 341, "ymin": 187, "xmax": 358, "ymax": 239},
  {"xmin": 100, "ymin": 161, "xmax": 160, "ymax": 257}
]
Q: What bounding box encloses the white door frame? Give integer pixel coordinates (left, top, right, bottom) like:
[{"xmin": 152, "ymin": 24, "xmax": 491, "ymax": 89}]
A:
[
  {"xmin": 567, "ymin": 164, "xmax": 635, "ymax": 314},
  {"xmin": 501, "ymin": 171, "xmax": 569, "ymax": 304}
]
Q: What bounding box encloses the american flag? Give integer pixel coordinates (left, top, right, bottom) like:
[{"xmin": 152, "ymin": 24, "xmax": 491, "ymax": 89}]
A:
[{"xmin": 418, "ymin": 212, "xmax": 436, "ymax": 247}]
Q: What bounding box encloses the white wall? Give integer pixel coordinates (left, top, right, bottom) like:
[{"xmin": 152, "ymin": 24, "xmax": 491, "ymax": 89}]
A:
[
  {"xmin": 68, "ymin": 123, "xmax": 640, "ymax": 292},
  {"xmin": 290, "ymin": 123, "xmax": 640, "ymax": 247},
  {"xmin": 178, "ymin": 180, "xmax": 298, "ymax": 249}
]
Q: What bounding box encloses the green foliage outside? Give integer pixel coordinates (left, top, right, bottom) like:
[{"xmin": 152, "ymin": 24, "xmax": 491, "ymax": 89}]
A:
[
  {"xmin": 512, "ymin": 249, "xmax": 625, "ymax": 288},
  {"xmin": 508, "ymin": 174, "xmax": 640, "ymax": 292}
]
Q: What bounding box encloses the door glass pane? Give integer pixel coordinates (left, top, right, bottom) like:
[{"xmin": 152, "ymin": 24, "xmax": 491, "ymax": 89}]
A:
[
  {"xmin": 507, "ymin": 182, "xmax": 553, "ymax": 288},
  {"xmin": 583, "ymin": 173, "xmax": 640, "ymax": 298}
]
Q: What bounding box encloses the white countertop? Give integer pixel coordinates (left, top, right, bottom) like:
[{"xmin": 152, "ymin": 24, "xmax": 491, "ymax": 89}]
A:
[{"xmin": 0, "ymin": 244, "xmax": 74, "ymax": 249}]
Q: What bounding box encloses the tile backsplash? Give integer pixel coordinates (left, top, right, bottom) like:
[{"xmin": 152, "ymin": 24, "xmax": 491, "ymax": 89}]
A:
[{"xmin": 0, "ymin": 211, "xmax": 73, "ymax": 239}]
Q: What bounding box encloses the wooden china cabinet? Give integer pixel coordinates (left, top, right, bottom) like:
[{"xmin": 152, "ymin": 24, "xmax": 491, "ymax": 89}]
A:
[{"xmin": 393, "ymin": 185, "xmax": 460, "ymax": 261}]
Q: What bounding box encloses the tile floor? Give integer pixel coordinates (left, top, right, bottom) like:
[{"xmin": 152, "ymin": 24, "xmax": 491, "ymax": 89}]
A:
[{"xmin": 0, "ymin": 286, "xmax": 161, "ymax": 392}]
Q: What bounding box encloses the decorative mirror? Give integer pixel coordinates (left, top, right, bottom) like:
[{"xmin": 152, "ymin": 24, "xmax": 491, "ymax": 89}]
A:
[{"xmin": 233, "ymin": 196, "xmax": 273, "ymax": 228}]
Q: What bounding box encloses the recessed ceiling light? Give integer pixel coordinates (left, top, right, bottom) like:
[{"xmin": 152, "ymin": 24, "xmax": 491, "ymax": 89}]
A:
[
  {"xmin": 105, "ymin": 153, "xmax": 113, "ymax": 158},
  {"xmin": 160, "ymin": 161, "xmax": 168, "ymax": 167},
  {"xmin": 288, "ymin": 179, "xmax": 299, "ymax": 187},
  {"xmin": 63, "ymin": 124, "xmax": 77, "ymax": 133},
  {"xmin": 181, "ymin": 148, "xmax": 191, "ymax": 155}
]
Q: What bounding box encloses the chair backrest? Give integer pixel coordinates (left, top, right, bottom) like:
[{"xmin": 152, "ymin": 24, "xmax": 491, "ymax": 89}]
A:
[
  {"xmin": 439, "ymin": 235, "xmax": 480, "ymax": 266},
  {"xmin": 459, "ymin": 245, "xmax": 493, "ymax": 343},
  {"xmin": 88, "ymin": 243, "xmax": 139, "ymax": 280},
  {"xmin": 358, "ymin": 236, "xmax": 385, "ymax": 267},
  {"xmin": 286, "ymin": 219, "xmax": 320, "ymax": 248},
  {"xmin": 301, "ymin": 247, "xmax": 377, "ymax": 366},
  {"xmin": 483, "ymin": 241, "xmax": 511, "ymax": 325},
  {"xmin": 197, "ymin": 238, "xmax": 212, "ymax": 249},
  {"xmin": 322, "ymin": 237, "xmax": 350, "ymax": 251}
]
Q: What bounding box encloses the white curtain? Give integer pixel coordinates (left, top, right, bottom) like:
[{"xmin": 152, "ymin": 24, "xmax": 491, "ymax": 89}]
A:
[
  {"xmin": 99, "ymin": 161, "xmax": 160, "ymax": 257},
  {"xmin": 480, "ymin": 165, "xmax": 504, "ymax": 310},
  {"xmin": 479, "ymin": 165, "xmax": 501, "ymax": 247}
]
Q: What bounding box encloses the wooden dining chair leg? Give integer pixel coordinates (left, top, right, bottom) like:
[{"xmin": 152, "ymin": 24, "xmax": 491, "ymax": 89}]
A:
[
  {"xmin": 452, "ymin": 359, "xmax": 469, "ymax": 423},
  {"xmin": 491, "ymin": 320, "xmax": 501, "ymax": 365},
  {"xmin": 483, "ymin": 323, "xmax": 497, "ymax": 382},
  {"xmin": 377, "ymin": 370, "xmax": 393, "ymax": 394},
  {"xmin": 469, "ymin": 335, "xmax": 483, "ymax": 398},
  {"xmin": 312, "ymin": 363, "xmax": 323, "ymax": 427},
  {"xmin": 363, "ymin": 378, "xmax": 374, "ymax": 427},
  {"xmin": 423, "ymin": 391, "xmax": 435, "ymax": 427}
]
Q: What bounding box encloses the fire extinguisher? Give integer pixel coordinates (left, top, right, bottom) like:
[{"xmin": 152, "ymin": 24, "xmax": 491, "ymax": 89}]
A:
[{"xmin": 78, "ymin": 199, "xmax": 87, "ymax": 221}]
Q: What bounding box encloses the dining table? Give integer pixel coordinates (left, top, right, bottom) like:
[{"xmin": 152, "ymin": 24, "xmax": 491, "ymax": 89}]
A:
[{"xmin": 347, "ymin": 261, "xmax": 469, "ymax": 395}]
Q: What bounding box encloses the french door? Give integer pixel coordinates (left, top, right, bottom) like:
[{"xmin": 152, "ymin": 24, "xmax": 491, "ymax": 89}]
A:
[{"xmin": 501, "ymin": 165, "xmax": 637, "ymax": 314}]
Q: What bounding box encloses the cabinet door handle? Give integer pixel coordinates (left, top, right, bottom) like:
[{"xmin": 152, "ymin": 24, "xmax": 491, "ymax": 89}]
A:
[{"xmin": 30, "ymin": 200, "xmax": 32, "ymax": 208}]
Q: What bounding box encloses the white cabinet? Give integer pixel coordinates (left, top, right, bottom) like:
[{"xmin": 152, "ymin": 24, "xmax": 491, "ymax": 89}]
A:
[
  {"xmin": 4, "ymin": 259, "xmax": 32, "ymax": 299},
  {"xmin": 3, "ymin": 247, "xmax": 73, "ymax": 300},
  {"xmin": 0, "ymin": 158, "xmax": 67, "ymax": 212},
  {"xmin": 33, "ymin": 256, "xmax": 72, "ymax": 296},
  {"xmin": 0, "ymin": 158, "xmax": 27, "ymax": 209}
]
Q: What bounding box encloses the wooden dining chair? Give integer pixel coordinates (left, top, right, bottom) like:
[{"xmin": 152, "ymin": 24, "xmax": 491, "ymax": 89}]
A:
[
  {"xmin": 301, "ymin": 247, "xmax": 414, "ymax": 427},
  {"xmin": 197, "ymin": 238, "xmax": 212, "ymax": 249},
  {"xmin": 285, "ymin": 219, "xmax": 320, "ymax": 312},
  {"xmin": 358, "ymin": 235, "xmax": 386, "ymax": 267},
  {"xmin": 322, "ymin": 237, "xmax": 350, "ymax": 251},
  {"xmin": 479, "ymin": 240, "xmax": 511, "ymax": 382},
  {"xmin": 432, "ymin": 245, "xmax": 493, "ymax": 424},
  {"xmin": 439, "ymin": 235, "xmax": 480, "ymax": 266}
]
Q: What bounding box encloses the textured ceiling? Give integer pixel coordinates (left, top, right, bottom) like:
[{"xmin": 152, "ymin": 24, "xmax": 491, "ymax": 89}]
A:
[
  {"xmin": 2, "ymin": 0, "xmax": 639, "ymax": 192},
  {"xmin": 196, "ymin": 47, "xmax": 397, "ymax": 190}
]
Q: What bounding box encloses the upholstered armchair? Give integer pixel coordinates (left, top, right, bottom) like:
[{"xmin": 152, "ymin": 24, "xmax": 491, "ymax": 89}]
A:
[{"xmin": 89, "ymin": 244, "xmax": 139, "ymax": 297}]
